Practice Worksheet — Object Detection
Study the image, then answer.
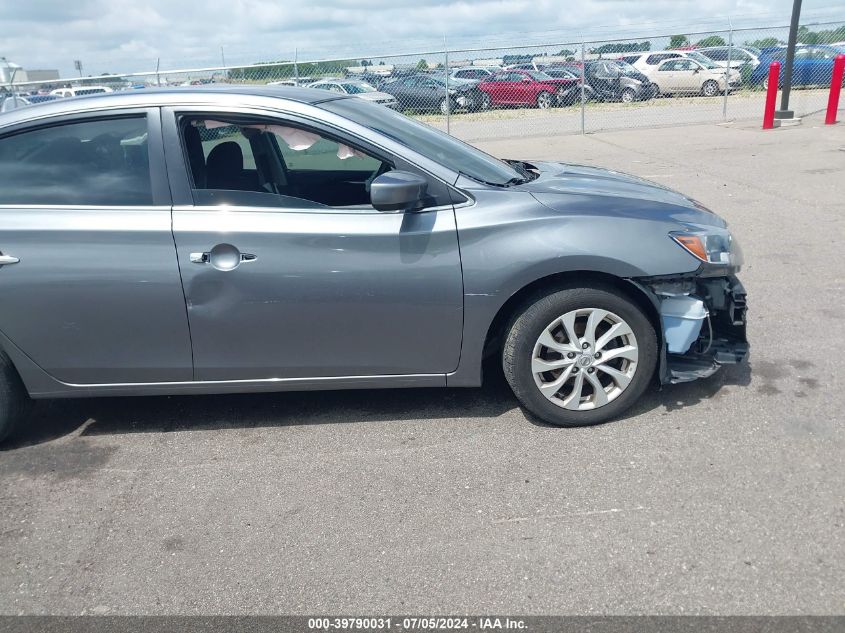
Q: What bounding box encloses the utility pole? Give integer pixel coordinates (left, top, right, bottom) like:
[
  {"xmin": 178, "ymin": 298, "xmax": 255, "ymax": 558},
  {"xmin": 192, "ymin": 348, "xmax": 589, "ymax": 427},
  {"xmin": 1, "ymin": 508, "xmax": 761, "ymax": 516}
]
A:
[
  {"xmin": 775, "ymin": 0, "xmax": 802, "ymax": 123},
  {"xmin": 74, "ymin": 60, "xmax": 83, "ymax": 77}
]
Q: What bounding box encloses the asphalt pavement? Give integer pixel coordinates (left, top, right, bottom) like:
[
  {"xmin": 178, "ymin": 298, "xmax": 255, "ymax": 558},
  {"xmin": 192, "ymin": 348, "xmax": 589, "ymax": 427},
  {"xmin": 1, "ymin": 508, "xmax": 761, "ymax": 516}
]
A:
[{"xmin": 1, "ymin": 114, "xmax": 843, "ymax": 615}]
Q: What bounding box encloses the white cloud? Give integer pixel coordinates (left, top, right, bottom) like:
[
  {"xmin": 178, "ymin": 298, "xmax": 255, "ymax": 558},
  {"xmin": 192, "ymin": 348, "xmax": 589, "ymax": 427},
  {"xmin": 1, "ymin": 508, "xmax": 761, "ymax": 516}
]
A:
[{"xmin": 1, "ymin": 0, "xmax": 843, "ymax": 76}]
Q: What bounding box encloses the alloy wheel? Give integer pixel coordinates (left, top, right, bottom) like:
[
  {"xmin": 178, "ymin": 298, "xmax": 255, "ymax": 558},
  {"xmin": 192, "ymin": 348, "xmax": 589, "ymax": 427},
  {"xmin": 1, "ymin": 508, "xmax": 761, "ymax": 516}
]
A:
[
  {"xmin": 536, "ymin": 92, "xmax": 552, "ymax": 109},
  {"xmin": 531, "ymin": 308, "xmax": 639, "ymax": 411}
]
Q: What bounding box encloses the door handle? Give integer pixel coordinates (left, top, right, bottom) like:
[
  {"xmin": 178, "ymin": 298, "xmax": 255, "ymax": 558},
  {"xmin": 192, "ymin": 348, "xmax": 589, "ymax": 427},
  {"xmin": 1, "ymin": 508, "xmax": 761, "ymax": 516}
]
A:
[
  {"xmin": 190, "ymin": 252, "xmax": 257, "ymax": 264},
  {"xmin": 0, "ymin": 254, "xmax": 20, "ymax": 266},
  {"xmin": 189, "ymin": 244, "xmax": 257, "ymax": 271}
]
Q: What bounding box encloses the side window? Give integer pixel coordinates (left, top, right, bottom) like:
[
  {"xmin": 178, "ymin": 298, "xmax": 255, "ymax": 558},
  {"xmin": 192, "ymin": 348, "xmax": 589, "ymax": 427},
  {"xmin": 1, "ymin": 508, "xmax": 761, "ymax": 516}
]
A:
[
  {"xmin": 706, "ymin": 49, "xmax": 727, "ymax": 61},
  {"xmin": 180, "ymin": 117, "xmax": 390, "ymax": 209},
  {"xmin": 0, "ymin": 116, "xmax": 152, "ymax": 206}
]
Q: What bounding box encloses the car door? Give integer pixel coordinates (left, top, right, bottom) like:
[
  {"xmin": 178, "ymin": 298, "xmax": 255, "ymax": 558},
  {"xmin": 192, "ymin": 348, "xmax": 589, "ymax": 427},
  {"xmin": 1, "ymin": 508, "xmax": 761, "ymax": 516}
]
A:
[
  {"xmin": 162, "ymin": 107, "xmax": 463, "ymax": 381},
  {"xmin": 591, "ymin": 63, "xmax": 622, "ymax": 98},
  {"xmin": 387, "ymin": 78, "xmax": 415, "ymax": 108},
  {"xmin": 676, "ymin": 60, "xmax": 702, "ymax": 92},
  {"xmin": 483, "ymin": 73, "xmax": 510, "ymax": 104},
  {"xmin": 511, "ymin": 72, "xmax": 536, "ymax": 104},
  {"xmin": 653, "ymin": 60, "xmax": 678, "ymax": 91},
  {"xmin": 416, "ymin": 77, "xmax": 442, "ymax": 108},
  {"xmin": 0, "ymin": 109, "xmax": 193, "ymax": 384}
]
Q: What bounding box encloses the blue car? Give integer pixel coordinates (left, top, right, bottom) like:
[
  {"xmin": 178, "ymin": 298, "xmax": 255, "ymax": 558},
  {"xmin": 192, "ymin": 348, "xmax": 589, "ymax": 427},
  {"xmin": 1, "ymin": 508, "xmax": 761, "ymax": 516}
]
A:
[{"xmin": 751, "ymin": 45, "xmax": 845, "ymax": 88}]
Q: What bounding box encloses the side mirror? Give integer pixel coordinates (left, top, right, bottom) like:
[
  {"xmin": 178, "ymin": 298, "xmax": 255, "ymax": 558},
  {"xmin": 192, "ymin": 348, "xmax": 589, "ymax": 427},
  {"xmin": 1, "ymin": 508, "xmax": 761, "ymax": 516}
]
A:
[
  {"xmin": 370, "ymin": 171, "xmax": 428, "ymax": 212},
  {"xmin": 693, "ymin": 68, "xmax": 700, "ymax": 74},
  {"xmin": 522, "ymin": 77, "xmax": 532, "ymax": 83}
]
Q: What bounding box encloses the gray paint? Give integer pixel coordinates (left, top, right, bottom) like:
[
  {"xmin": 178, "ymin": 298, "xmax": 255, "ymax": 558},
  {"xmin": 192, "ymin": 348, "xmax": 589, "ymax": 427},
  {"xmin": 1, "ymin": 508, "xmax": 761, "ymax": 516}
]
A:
[{"xmin": 0, "ymin": 87, "xmax": 741, "ymax": 399}]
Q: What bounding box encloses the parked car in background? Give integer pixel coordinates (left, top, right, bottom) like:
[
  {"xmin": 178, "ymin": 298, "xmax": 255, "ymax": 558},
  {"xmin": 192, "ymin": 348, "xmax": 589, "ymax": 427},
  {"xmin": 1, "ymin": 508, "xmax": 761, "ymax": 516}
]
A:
[
  {"xmin": 449, "ymin": 66, "xmax": 500, "ymax": 84},
  {"xmin": 505, "ymin": 62, "xmax": 543, "ymax": 71},
  {"xmin": 619, "ymin": 50, "xmax": 724, "ymax": 75},
  {"xmin": 344, "ymin": 71, "xmax": 390, "ymax": 90},
  {"xmin": 0, "ymin": 85, "xmax": 748, "ymax": 441},
  {"xmin": 477, "ymin": 69, "xmax": 579, "ymax": 109},
  {"xmin": 696, "ymin": 46, "xmax": 761, "ymax": 69},
  {"xmin": 750, "ymin": 45, "xmax": 845, "ymax": 88},
  {"xmin": 647, "ymin": 58, "xmax": 741, "ymax": 97},
  {"xmin": 307, "ymin": 79, "xmax": 398, "ymax": 108},
  {"xmin": 542, "ymin": 66, "xmax": 597, "ymax": 102},
  {"xmin": 50, "ymin": 86, "xmax": 114, "ymax": 98},
  {"xmin": 266, "ymin": 79, "xmax": 312, "ymax": 87},
  {"xmin": 580, "ymin": 61, "xmax": 654, "ymax": 103},
  {"xmin": 381, "ymin": 74, "xmax": 483, "ymax": 113}
]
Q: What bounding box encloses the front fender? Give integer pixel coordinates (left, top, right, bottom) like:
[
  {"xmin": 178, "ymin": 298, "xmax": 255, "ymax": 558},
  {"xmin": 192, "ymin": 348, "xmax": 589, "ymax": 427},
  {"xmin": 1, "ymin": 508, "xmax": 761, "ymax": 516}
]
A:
[{"xmin": 447, "ymin": 190, "xmax": 700, "ymax": 386}]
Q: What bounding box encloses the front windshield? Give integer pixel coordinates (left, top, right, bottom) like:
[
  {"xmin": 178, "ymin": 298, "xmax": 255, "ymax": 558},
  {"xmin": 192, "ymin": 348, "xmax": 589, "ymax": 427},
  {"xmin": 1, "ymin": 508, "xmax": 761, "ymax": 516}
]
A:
[
  {"xmin": 609, "ymin": 61, "xmax": 640, "ymax": 76},
  {"xmin": 526, "ymin": 71, "xmax": 553, "ymax": 81},
  {"xmin": 687, "ymin": 52, "xmax": 721, "ymax": 69},
  {"xmin": 342, "ymin": 82, "xmax": 376, "ymax": 94},
  {"xmin": 321, "ymin": 97, "xmax": 524, "ymax": 186}
]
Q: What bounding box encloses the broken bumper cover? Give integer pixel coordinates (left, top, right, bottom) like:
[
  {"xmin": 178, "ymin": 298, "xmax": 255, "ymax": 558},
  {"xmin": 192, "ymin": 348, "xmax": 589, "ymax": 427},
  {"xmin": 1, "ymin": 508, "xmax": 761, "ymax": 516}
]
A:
[{"xmin": 636, "ymin": 274, "xmax": 749, "ymax": 384}]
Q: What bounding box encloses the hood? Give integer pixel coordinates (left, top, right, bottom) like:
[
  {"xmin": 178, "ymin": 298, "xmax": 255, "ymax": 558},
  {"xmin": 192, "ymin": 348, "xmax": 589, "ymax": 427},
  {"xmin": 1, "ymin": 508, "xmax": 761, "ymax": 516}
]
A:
[
  {"xmin": 517, "ymin": 161, "xmax": 726, "ymax": 227},
  {"xmin": 449, "ymin": 82, "xmax": 478, "ymax": 93}
]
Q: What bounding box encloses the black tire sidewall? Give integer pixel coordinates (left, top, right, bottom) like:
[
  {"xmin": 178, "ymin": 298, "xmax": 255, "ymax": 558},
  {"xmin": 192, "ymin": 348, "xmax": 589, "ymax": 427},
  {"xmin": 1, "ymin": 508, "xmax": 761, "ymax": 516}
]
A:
[
  {"xmin": 503, "ymin": 287, "xmax": 658, "ymax": 427},
  {"xmin": 0, "ymin": 353, "xmax": 30, "ymax": 443}
]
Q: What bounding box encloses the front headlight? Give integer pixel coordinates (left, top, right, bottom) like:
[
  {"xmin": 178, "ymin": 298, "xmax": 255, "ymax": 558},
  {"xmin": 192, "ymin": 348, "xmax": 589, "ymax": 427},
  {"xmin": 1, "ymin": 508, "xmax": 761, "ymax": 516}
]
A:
[{"xmin": 670, "ymin": 227, "xmax": 741, "ymax": 267}]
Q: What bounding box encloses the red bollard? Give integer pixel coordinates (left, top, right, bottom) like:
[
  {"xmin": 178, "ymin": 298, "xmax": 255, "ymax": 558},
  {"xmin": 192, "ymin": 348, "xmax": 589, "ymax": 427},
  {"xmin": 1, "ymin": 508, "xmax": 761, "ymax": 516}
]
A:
[
  {"xmin": 825, "ymin": 54, "xmax": 845, "ymax": 125},
  {"xmin": 762, "ymin": 62, "xmax": 780, "ymax": 130}
]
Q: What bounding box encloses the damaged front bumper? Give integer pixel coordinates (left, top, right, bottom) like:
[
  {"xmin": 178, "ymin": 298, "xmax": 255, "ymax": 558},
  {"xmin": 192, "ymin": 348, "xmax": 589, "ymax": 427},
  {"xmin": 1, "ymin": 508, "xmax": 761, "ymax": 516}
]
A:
[{"xmin": 633, "ymin": 274, "xmax": 749, "ymax": 384}]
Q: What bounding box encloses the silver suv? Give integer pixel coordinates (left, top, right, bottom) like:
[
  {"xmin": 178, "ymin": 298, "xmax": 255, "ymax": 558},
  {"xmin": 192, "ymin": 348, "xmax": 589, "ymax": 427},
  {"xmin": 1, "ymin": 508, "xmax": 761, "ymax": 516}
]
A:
[{"xmin": 0, "ymin": 86, "xmax": 748, "ymax": 441}]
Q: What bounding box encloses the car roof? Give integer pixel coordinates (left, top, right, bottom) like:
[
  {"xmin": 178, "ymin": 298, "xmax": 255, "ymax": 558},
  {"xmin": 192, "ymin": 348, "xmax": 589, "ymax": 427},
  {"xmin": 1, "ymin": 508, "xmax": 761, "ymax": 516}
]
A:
[{"xmin": 0, "ymin": 85, "xmax": 347, "ymax": 128}]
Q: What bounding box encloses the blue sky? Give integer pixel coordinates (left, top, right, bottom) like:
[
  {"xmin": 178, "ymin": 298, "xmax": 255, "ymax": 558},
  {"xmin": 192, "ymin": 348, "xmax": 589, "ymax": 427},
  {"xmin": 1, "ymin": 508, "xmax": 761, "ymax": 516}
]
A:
[{"xmin": 2, "ymin": 0, "xmax": 845, "ymax": 77}]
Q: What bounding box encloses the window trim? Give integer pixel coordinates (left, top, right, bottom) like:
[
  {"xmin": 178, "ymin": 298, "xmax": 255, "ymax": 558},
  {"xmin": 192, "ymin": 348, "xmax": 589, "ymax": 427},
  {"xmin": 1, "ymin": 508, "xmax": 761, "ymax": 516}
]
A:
[
  {"xmin": 161, "ymin": 105, "xmax": 459, "ymax": 212},
  {"xmin": 0, "ymin": 107, "xmax": 170, "ymax": 207},
  {"xmin": 177, "ymin": 113, "xmax": 391, "ymax": 210}
]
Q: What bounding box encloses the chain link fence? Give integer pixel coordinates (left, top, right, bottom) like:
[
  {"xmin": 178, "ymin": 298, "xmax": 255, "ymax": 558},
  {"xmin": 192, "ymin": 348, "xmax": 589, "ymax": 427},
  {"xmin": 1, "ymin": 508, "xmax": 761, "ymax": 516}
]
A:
[{"xmin": 3, "ymin": 21, "xmax": 844, "ymax": 141}]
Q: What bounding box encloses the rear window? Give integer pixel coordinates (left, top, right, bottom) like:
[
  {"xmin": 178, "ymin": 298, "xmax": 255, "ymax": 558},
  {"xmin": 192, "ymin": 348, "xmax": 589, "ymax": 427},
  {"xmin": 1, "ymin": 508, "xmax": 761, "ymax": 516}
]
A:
[{"xmin": 0, "ymin": 116, "xmax": 152, "ymax": 206}]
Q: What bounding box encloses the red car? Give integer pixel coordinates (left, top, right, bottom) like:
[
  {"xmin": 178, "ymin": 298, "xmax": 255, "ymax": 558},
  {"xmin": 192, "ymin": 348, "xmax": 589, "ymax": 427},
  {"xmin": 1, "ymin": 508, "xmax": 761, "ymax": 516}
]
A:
[{"xmin": 477, "ymin": 69, "xmax": 579, "ymax": 109}]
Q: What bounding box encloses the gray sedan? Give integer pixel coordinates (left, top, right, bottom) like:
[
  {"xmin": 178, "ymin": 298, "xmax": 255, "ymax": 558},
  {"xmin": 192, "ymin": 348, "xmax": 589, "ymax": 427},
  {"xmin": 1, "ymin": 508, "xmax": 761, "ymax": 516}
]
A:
[{"xmin": 0, "ymin": 86, "xmax": 747, "ymax": 441}]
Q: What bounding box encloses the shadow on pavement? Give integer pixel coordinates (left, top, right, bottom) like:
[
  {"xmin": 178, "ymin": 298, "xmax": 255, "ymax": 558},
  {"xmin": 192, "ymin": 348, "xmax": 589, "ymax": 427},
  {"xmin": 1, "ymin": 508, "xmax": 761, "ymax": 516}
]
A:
[{"xmin": 2, "ymin": 359, "xmax": 752, "ymax": 450}]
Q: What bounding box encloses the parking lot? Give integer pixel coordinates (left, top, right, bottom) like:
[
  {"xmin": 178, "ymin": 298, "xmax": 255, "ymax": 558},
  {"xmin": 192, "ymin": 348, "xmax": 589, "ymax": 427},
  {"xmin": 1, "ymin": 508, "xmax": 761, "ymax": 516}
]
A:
[{"xmin": 1, "ymin": 112, "xmax": 843, "ymax": 615}]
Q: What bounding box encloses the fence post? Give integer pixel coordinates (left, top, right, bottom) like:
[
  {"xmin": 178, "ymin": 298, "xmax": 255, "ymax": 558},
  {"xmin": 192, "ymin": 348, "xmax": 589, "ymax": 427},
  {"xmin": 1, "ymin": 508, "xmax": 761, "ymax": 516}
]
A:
[
  {"xmin": 444, "ymin": 37, "xmax": 451, "ymax": 135},
  {"xmin": 723, "ymin": 24, "xmax": 732, "ymax": 121},
  {"xmin": 294, "ymin": 48, "xmax": 299, "ymax": 86},
  {"xmin": 580, "ymin": 41, "xmax": 586, "ymax": 135}
]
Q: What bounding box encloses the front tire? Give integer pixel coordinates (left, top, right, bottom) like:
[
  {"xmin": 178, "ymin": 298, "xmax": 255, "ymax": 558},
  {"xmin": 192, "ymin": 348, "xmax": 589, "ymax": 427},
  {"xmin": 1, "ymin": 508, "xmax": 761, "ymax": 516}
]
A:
[
  {"xmin": 503, "ymin": 287, "xmax": 657, "ymax": 427},
  {"xmin": 702, "ymin": 80, "xmax": 720, "ymax": 97},
  {"xmin": 480, "ymin": 92, "xmax": 492, "ymax": 110},
  {"xmin": 536, "ymin": 91, "xmax": 552, "ymax": 109},
  {"xmin": 0, "ymin": 352, "xmax": 31, "ymax": 443},
  {"xmin": 440, "ymin": 97, "xmax": 455, "ymax": 115}
]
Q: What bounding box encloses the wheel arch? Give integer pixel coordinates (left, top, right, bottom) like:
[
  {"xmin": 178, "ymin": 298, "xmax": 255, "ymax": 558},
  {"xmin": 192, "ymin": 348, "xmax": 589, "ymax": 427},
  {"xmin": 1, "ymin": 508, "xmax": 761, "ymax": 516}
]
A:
[{"xmin": 481, "ymin": 270, "xmax": 662, "ymax": 364}]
